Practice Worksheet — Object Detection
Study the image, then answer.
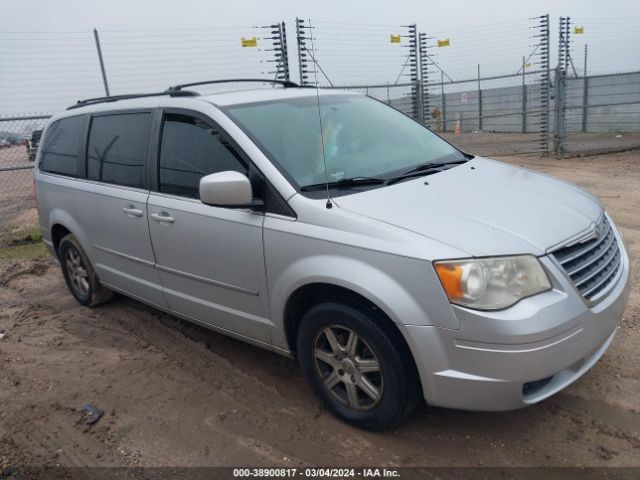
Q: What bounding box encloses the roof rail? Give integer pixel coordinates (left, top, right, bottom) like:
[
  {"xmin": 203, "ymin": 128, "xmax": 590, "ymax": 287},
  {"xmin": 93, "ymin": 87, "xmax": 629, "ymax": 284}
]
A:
[
  {"xmin": 67, "ymin": 89, "xmax": 198, "ymax": 110},
  {"xmin": 67, "ymin": 78, "xmax": 300, "ymax": 111},
  {"xmin": 167, "ymin": 78, "xmax": 299, "ymax": 92}
]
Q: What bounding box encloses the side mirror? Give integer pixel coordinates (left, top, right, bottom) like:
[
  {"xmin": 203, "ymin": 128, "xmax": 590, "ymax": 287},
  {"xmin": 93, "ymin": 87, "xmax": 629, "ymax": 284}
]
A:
[{"xmin": 199, "ymin": 171, "xmax": 256, "ymax": 207}]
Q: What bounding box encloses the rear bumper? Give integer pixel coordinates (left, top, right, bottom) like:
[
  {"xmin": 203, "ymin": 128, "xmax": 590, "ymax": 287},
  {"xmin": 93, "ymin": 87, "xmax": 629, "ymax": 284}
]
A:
[{"xmin": 401, "ymin": 236, "xmax": 630, "ymax": 411}]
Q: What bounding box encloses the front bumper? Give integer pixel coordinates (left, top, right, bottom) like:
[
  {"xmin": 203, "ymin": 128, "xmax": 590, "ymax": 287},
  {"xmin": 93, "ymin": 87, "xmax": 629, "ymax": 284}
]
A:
[{"xmin": 401, "ymin": 236, "xmax": 630, "ymax": 411}]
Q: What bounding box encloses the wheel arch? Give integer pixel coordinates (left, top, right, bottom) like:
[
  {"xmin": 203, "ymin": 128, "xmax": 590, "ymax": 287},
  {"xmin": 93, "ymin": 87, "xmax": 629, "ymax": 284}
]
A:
[
  {"xmin": 47, "ymin": 209, "xmax": 94, "ymax": 262},
  {"xmin": 283, "ymin": 283, "xmax": 414, "ymax": 365},
  {"xmin": 283, "ymin": 281, "xmax": 424, "ymax": 406},
  {"xmin": 51, "ymin": 223, "xmax": 71, "ymax": 256}
]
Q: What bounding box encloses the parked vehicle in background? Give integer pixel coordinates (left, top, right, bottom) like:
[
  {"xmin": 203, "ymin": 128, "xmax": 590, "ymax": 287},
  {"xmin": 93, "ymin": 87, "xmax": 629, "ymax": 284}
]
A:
[
  {"xmin": 0, "ymin": 139, "xmax": 11, "ymax": 149},
  {"xmin": 27, "ymin": 129, "xmax": 43, "ymax": 161},
  {"xmin": 34, "ymin": 80, "xmax": 630, "ymax": 430}
]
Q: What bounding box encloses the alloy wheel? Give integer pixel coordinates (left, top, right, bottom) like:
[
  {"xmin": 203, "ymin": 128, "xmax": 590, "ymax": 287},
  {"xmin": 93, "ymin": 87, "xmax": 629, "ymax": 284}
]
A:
[
  {"xmin": 65, "ymin": 247, "xmax": 90, "ymax": 296},
  {"xmin": 312, "ymin": 325, "xmax": 383, "ymax": 411}
]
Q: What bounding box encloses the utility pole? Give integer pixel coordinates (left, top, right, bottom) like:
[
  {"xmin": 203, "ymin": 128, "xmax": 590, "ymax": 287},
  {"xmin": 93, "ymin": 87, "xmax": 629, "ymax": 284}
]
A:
[{"xmin": 93, "ymin": 29, "xmax": 110, "ymax": 97}]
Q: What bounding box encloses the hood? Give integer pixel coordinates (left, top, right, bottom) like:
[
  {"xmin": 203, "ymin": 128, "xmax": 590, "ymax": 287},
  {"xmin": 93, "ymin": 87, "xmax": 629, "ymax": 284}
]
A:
[{"xmin": 332, "ymin": 158, "xmax": 603, "ymax": 257}]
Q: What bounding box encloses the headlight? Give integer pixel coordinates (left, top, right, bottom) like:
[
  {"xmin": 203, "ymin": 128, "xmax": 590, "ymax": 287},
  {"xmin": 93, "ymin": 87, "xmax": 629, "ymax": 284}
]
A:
[{"xmin": 434, "ymin": 255, "xmax": 551, "ymax": 310}]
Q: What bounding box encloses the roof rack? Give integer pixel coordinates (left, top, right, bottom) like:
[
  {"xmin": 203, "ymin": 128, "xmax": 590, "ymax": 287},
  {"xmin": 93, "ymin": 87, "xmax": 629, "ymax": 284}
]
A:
[
  {"xmin": 167, "ymin": 78, "xmax": 299, "ymax": 92},
  {"xmin": 67, "ymin": 89, "xmax": 198, "ymax": 110},
  {"xmin": 67, "ymin": 78, "xmax": 300, "ymax": 111}
]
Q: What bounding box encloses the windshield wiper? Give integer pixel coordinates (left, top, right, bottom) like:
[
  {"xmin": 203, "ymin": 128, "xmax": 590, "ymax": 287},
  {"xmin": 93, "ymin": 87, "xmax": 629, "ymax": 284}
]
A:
[
  {"xmin": 300, "ymin": 176, "xmax": 386, "ymax": 192},
  {"xmin": 386, "ymin": 159, "xmax": 468, "ymax": 185}
]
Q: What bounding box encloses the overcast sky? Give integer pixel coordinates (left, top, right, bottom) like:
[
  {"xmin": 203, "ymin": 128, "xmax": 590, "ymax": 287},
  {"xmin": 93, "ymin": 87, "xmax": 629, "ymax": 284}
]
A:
[{"xmin": 1, "ymin": 0, "xmax": 638, "ymax": 115}]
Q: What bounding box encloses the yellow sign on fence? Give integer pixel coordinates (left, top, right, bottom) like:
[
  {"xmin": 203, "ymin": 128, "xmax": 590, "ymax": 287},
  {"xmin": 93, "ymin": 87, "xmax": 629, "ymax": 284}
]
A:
[
  {"xmin": 574, "ymin": 26, "xmax": 584, "ymax": 34},
  {"xmin": 390, "ymin": 34, "xmax": 401, "ymax": 44},
  {"xmin": 437, "ymin": 38, "xmax": 450, "ymax": 47},
  {"xmin": 241, "ymin": 37, "xmax": 257, "ymax": 47}
]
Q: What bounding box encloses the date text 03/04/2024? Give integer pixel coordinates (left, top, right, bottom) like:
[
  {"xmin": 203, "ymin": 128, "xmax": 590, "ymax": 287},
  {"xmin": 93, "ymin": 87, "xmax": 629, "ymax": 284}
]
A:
[{"xmin": 232, "ymin": 468, "xmax": 400, "ymax": 477}]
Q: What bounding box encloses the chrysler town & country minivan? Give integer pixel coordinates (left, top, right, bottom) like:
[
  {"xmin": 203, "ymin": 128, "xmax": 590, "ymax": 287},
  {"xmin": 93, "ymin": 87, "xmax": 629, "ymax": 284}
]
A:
[{"xmin": 35, "ymin": 80, "xmax": 630, "ymax": 430}]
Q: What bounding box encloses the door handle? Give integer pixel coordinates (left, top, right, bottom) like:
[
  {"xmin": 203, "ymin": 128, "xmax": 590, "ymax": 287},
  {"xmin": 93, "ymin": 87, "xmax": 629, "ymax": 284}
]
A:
[
  {"xmin": 122, "ymin": 205, "xmax": 143, "ymax": 217},
  {"xmin": 150, "ymin": 212, "xmax": 175, "ymax": 224}
]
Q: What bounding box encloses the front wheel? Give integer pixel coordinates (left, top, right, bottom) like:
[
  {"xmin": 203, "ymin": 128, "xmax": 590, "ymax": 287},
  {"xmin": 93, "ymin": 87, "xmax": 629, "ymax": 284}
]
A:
[{"xmin": 297, "ymin": 302, "xmax": 421, "ymax": 430}]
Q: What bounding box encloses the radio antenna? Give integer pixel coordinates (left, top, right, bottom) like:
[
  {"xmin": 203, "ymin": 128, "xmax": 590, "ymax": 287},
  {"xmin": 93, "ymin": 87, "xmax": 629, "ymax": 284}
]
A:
[{"xmin": 308, "ymin": 19, "xmax": 332, "ymax": 209}]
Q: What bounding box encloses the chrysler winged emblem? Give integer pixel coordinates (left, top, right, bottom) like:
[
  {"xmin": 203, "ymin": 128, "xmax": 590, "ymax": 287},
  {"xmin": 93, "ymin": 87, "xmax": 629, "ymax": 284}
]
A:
[{"xmin": 593, "ymin": 220, "xmax": 604, "ymax": 240}]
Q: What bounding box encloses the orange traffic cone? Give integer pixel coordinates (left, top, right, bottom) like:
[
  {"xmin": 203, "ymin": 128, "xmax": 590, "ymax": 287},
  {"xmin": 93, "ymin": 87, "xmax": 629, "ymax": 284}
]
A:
[{"xmin": 454, "ymin": 120, "xmax": 462, "ymax": 135}]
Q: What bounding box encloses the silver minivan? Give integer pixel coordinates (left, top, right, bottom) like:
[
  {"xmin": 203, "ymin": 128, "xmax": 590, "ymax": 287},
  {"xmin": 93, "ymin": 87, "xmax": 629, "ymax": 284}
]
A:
[{"xmin": 35, "ymin": 80, "xmax": 630, "ymax": 430}]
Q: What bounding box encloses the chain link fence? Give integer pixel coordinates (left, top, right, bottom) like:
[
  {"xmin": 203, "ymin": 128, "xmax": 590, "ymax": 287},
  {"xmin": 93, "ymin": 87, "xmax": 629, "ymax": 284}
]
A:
[
  {"xmin": 326, "ymin": 82, "xmax": 418, "ymax": 119},
  {"xmin": 563, "ymin": 71, "xmax": 640, "ymax": 155},
  {"xmin": 0, "ymin": 115, "xmax": 51, "ymax": 237},
  {"xmin": 424, "ymin": 71, "xmax": 548, "ymax": 156}
]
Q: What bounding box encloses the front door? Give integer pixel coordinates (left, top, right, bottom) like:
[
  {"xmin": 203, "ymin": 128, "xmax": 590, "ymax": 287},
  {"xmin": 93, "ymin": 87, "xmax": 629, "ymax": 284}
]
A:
[{"xmin": 147, "ymin": 111, "xmax": 271, "ymax": 342}]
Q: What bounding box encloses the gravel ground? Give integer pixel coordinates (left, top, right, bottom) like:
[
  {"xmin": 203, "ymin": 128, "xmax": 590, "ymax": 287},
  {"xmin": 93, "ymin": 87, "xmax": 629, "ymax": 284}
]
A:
[{"xmin": 0, "ymin": 151, "xmax": 639, "ymax": 473}]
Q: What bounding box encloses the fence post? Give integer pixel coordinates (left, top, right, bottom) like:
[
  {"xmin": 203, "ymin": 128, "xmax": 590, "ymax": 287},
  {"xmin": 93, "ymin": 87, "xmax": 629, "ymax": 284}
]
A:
[
  {"xmin": 440, "ymin": 71, "xmax": 446, "ymax": 132},
  {"xmin": 522, "ymin": 57, "xmax": 527, "ymax": 133},
  {"xmin": 295, "ymin": 18, "xmax": 309, "ymax": 85},
  {"xmin": 553, "ymin": 66, "xmax": 567, "ymax": 158},
  {"xmin": 534, "ymin": 14, "xmax": 550, "ymax": 155},
  {"xmin": 477, "ymin": 64, "xmax": 483, "ymax": 131},
  {"xmin": 583, "ymin": 44, "xmax": 588, "ymax": 77},
  {"xmin": 406, "ymin": 24, "xmax": 420, "ymax": 121},
  {"xmin": 581, "ymin": 45, "xmax": 588, "ymax": 133},
  {"xmin": 93, "ymin": 28, "xmax": 110, "ymax": 97},
  {"xmin": 262, "ymin": 22, "xmax": 290, "ymax": 81},
  {"xmin": 416, "ymin": 80, "xmax": 424, "ymax": 123},
  {"xmin": 581, "ymin": 75, "xmax": 589, "ymax": 133},
  {"xmin": 555, "ymin": 16, "xmax": 571, "ymax": 158},
  {"xmin": 418, "ymin": 32, "xmax": 431, "ymax": 126},
  {"xmin": 279, "ymin": 22, "xmax": 291, "ymax": 82}
]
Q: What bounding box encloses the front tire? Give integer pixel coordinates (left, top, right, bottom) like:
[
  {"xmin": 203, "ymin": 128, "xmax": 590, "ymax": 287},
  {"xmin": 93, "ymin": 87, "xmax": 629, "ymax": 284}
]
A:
[
  {"xmin": 58, "ymin": 234, "xmax": 113, "ymax": 307},
  {"xmin": 297, "ymin": 301, "xmax": 420, "ymax": 430}
]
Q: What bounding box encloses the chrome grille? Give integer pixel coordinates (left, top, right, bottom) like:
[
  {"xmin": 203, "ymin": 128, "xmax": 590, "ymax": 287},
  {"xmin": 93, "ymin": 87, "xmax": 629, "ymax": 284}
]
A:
[{"xmin": 552, "ymin": 217, "xmax": 622, "ymax": 301}]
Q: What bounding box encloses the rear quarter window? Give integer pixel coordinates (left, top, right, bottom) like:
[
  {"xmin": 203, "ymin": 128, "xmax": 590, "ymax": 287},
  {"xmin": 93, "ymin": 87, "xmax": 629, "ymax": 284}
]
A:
[
  {"xmin": 87, "ymin": 112, "xmax": 151, "ymax": 189},
  {"xmin": 39, "ymin": 115, "xmax": 85, "ymax": 177}
]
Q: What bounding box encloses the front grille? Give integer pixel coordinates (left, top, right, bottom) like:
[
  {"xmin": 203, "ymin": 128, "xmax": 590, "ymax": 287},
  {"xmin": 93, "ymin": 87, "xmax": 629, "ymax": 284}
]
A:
[{"xmin": 552, "ymin": 217, "xmax": 622, "ymax": 301}]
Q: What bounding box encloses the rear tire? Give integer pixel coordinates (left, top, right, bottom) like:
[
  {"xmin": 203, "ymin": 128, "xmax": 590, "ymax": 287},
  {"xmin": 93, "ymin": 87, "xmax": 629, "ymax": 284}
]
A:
[
  {"xmin": 297, "ymin": 301, "xmax": 421, "ymax": 431},
  {"xmin": 58, "ymin": 234, "xmax": 113, "ymax": 307}
]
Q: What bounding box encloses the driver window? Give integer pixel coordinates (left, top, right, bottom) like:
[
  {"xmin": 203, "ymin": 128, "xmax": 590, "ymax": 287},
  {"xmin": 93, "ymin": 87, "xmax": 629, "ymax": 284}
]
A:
[{"xmin": 159, "ymin": 113, "xmax": 246, "ymax": 199}]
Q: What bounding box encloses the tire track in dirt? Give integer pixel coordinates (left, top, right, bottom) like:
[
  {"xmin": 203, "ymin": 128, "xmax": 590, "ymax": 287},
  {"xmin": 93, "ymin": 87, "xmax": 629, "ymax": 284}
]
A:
[{"xmin": 3, "ymin": 262, "xmax": 638, "ymax": 467}]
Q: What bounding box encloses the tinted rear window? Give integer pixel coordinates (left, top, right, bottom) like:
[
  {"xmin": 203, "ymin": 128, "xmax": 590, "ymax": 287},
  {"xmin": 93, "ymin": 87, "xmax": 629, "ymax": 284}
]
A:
[
  {"xmin": 87, "ymin": 113, "xmax": 150, "ymax": 189},
  {"xmin": 39, "ymin": 115, "xmax": 85, "ymax": 176}
]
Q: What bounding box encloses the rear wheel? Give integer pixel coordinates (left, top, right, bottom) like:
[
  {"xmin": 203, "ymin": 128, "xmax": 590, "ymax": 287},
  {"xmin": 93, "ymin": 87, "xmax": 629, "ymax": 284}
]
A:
[
  {"xmin": 58, "ymin": 234, "xmax": 113, "ymax": 307},
  {"xmin": 297, "ymin": 301, "xmax": 421, "ymax": 430}
]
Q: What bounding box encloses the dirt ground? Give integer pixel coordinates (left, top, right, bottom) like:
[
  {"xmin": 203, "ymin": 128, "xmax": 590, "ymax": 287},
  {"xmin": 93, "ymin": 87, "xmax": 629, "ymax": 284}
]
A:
[
  {"xmin": 438, "ymin": 132, "xmax": 640, "ymax": 157},
  {"xmin": 0, "ymin": 151, "xmax": 639, "ymax": 473}
]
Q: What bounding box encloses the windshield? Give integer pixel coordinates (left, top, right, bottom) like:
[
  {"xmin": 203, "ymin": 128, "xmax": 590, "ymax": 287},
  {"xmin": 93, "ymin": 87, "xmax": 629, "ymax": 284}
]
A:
[{"xmin": 224, "ymin": 94, "xmax": 464, "ymax": 196}]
